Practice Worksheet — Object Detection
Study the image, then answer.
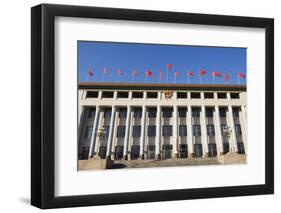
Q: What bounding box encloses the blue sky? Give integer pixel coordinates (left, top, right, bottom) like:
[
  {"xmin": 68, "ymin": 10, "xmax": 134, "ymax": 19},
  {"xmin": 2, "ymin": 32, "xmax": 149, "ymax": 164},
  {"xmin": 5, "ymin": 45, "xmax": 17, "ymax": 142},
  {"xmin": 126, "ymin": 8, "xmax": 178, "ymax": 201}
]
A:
[{"xmin": 78, "ymin": 41, "xmax": 246, "ymax": 85}]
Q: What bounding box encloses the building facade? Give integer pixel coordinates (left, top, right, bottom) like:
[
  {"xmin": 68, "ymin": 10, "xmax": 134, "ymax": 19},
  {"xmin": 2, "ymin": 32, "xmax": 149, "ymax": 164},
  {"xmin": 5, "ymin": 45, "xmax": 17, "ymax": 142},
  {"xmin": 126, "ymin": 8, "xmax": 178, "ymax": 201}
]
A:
[{"xmin": 78, "ymin": 83, "xmax": 247, "ymax": 161}]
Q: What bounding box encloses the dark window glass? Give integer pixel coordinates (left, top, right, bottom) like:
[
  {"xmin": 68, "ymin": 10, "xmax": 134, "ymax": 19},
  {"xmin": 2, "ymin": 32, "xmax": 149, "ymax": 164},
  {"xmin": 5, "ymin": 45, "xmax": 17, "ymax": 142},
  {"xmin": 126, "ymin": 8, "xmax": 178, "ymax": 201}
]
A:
[
  {"xmin": 132, "ymin": 126, "xmax": 141, "ymax": 137},
  {"xmin": 219, "ymin": 109, "xmax": 227, "ymax": 117},
  {"xmin": 147, "ymin": 92, "xmax": 158, "ymax": 98},
  {"xmin": 162, "ymin": 125, "xmax": 172, "ymax": 137},
  {"xmin": 204, "ymin": 92, "xmax": 214, "ymax": 99},
  {"xmin": 119, "ymin": 108, "xmax": 127, "ymax": 118},
  {"xmin": 117, "ymin": 91, "xmax": 129, "ymax": 98},
  {"xmin": 192, "ymin": 108, "xmax": 200, "ymax": 118},
  {"xmin": 218, "ymin": 93, "xmax": 227, "ymax": 99},
  {"xmin": 148, "ymin": 109, "xmax": 157, "ymax": 118},
  {"xmin": 104, "ymin": 109, "xmax": 111, "ymax": 118},
  {"xmin": 221, "ymin": 124, "xmax": 228, "ymax": 136},
  {"xmin": 230, "ymin": 93, "xmax": 240, "ymax": 99},
  {"xmin": 102, "ymin": 91, "xmax": 114, "ymax": 98},
  {"xmin": 117, "ymin": 126, "xmax": 126, "ymax": 137},
  {"xmin": 148, "ymin": 126, "xmax": 156, "ymax": 137},
  {"xmin": 207, "ymin": 124, "xmax": 215, "ymax": 136},
  {"xmin": 132, "ymin": 92, "xmax": 143, "ymax": 98},
  {"xmin": 134, "ymin": 108, "xmax": 142, "ymax": 118},
  {"xmin": 85, "ymin": 126, "xmax": 93, "ymax": 138},
  {"xmin": 178, "ymin": 108, "xmax": 187, "ymax": 117},
  {"xmin": 193, "ymin": 125, "xmax": 201, "ymax": 136},
  {"xmin": 103, "ymin": 126, "xmax": 110, "ymax": 137},
  {"xmin": 235, "ymin": 124, "xmax": 242, "ymax": 135},
  {"xmin": 88, "ymin": 108, "xmax": 96, "ymax": 119},
  {"xmin": 191, "ymin": 92, "xmax": 201, "ymax": 99},
  {"xmin": 177, "ymin": 92, "xmax": 187, "ymax": 99},
  {"xmin": 233, "ymin": 108, "xmax": 240, "ymax": 117},
  {"xmin": 206, "ymin": 108, "xmax": 213, "ymax": 117},
  {"xmin": 163, "ymin": 108, "xmax": 173, "ymax": 118},
  {"xmin": 179, "ymin": 125, "xmax": 187, "ymax": 136},
  {"xmin": 86, "ymin": 91, "xmax": 98, "ymax": 98}
]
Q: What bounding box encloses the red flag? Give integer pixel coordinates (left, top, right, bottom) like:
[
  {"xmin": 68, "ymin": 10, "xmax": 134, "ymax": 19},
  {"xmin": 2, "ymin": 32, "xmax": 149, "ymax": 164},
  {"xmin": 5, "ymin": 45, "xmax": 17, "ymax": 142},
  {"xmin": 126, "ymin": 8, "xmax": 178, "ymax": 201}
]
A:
[
  {"xmin": 166, "ymin": 63, "xmax": 172, "ymax": 70},
  {"xmin": 187, "ymin": 71, "xmax": 194, "ymax": 76},
  {"xmin": 225, "ymin": 73, "xmax": 229, "ymax": 81},
  {"xmin": 132, "ymin": 69, "xmax": 138, "ymax": 77},
  {"xmin": 159, "ymin": 70, "xmax": 163, "ymax": 80},
  {"xmin": 199, "ymin": 69, "xmax": 207, "ymax": 76},
  {"xmin": 103, "ymin": 68, "xmax": 108, "ymax": 75},
  {"xmin": 117, "ymin": 69, "xmax": 123, "ymax": 75},
  {"xmin": 238, "ymin": 72, "xmax": 246, "ymax": 78},
  {"xmin": 174, "ymin": 71, "xmax": 180, "ymax": 77},
  {"xmin": 146, "ymin": 70, "xmax": 153, "ymax": 77},
  {"xmin": 212, "ymin": 71, "xmax": 221, "ymax": 77},
  {"xmin": 88, "ymin": 68, "xmax": 93, "ymax": 77}
]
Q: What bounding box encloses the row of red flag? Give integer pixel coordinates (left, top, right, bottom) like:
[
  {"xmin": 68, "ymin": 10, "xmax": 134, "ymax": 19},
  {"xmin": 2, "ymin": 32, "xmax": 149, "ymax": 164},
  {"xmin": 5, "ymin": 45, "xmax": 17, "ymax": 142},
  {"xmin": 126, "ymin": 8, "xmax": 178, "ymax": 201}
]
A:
[{"xmin": 87, "ymin": 63, "xmax": 246, "ymax": 82}]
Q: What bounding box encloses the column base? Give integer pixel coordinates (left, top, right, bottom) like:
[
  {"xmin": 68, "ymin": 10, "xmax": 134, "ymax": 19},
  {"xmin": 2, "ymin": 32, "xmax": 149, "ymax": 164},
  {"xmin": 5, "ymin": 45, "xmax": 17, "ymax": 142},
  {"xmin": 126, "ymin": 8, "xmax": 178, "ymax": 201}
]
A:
[
  {"xmin": 123, "ymin": 155, "xmax": 128, "ymax": 160},
  {"xmin": 140, "ymin": 154, "xmax": 145, "ymax": 160},
  {"xmin": 105, "ymin": 156, "xmax": 113, "ymax": 169},
  {"xmin": 155, "ymin": 154, "xmax": 161, "ymax": 160}
]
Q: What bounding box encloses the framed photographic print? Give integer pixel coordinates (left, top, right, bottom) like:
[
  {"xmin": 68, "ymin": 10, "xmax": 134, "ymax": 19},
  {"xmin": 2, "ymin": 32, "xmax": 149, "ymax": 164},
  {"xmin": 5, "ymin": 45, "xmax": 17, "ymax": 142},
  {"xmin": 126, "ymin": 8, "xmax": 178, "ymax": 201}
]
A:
[{"xmin": 31, "ymin": 4, "xmax": 274, "ymax": 209}]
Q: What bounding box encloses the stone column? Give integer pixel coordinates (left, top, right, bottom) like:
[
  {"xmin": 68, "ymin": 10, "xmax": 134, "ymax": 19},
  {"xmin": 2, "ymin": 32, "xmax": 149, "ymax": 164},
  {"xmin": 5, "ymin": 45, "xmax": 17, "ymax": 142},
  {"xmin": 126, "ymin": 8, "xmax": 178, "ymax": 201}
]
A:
[
  {"xmin": 214, "ymin": 106, "xmax": 223, "ymax": 155},
  {"xmin": 123, "ymin": 106, "xmax": 132, "ymax": 160},
  {"xmin": 88, "ymin": 106, "xmax": 100, "ymax": 158},
  {"xmin": 228, "ymin": 106, "xmax": 238, "ymax": 152},
  {"xmin": 172, "ymin": 105, "xmax": 179, "ymax": 158},
  {"xmin": 240, "ymin": 105, "xmax": 248, "ymax": 154},
  {"xmin": 187, "ymin": 106, "xmax": 193, "ymax": 156},
  {"xmin": 139, "ymin": 105, "xmax": 146, "ymax": 159},
  {"xmin": 106, "ymin": 106, "xmax": 116, "ymax": 159},
  {"xmin": 200, "ymin": 106, "xmax": 209, "ymax": 156},
  {"xmin": 155, "ymin": 105, "xmax": 161, "ymax": 160}
]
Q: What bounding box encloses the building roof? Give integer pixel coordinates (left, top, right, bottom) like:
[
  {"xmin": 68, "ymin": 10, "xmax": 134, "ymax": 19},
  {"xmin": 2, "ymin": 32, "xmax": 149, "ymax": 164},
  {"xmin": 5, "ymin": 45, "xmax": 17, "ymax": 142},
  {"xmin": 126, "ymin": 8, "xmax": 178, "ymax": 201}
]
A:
[{"xmin": 79, "ymin": 82, "xmax": 246, "ymax": 91}]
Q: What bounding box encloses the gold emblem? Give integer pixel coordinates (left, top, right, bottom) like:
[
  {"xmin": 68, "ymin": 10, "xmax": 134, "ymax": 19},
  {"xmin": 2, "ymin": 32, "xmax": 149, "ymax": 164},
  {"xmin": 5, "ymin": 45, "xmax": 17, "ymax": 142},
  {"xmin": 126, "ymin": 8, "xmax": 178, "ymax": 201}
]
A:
[{"xmin": 164, "ymin": 90, "xmax": 173, "ymax": 99}]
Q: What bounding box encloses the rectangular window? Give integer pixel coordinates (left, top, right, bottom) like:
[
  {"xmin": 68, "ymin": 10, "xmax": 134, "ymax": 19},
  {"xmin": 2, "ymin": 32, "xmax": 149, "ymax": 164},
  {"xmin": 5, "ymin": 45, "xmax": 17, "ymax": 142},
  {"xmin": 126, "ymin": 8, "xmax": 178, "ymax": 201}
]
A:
[
  {"xmin": 117, "ymin": 91, "xmax": 129, "ymax": 98},
  {"xmin": 191, "ymin": 92, "xmax": 201, "ymax": 99},
  {"xmin": 235, "ymin": 124, "xmax": 242, "ymax": 135},
  {"xmin": 134, "ymin": 108, "xmax": 142, "ymax": 118},
  {"xmin": 179, "ymin": 125, "xmax": 187, "ymax": 136},
  {"xmin": 86, "ymin": 91, "xmax": 98, "ymax": 98},
  {"xmin": 148, "ymin": 126, "xmax": 156, "ymax": 137},
  {"xmin": 219, "ymin": 109, "xmax": 227, "ymax": 117},
  {"xmin": 102, "ymin": 91, "xmax": 114, "ymax": 98},
  {"xmin": 193, "ymin": 125, "xmax": 201, "ymax": 136},
  {"xmin": 162, "ymin": 125, "xmax": 172, "ymax": 137},
  {"xmin": 147, "ymin": 92, "xmax": 158, "ymax": 98},
  {"xmin": 163, "ymin": 108, "xmax": 173, "ymax": 118},
  {"xmin": 132, "ymin": 92, "xmax": 143, "ymax": 98},
  {"xmin": 148, "ymin": 109, "xmax": 157, "ymax": 118},
  {"xmin": 103, "ymin": 126, "xmax": 110, "ymax": 137},
  {"xmin": 233, "ymin": 108, "xmax": 240, "ymax": 117},
  {"xmin": 204, "ymin": 92, "xmax": 214, "ymax": 99},
  {"xmin": 207, "ymin": 124, "xmax": 215, "ymax": 136},
  {"xmin": 178, "ymin": 108, "xmax": 187, "ymax": 117},
  {"xmin": 119, "ymin": 108, "xmax": 127, "ymax": 118},
  {"xmin": 85, "ymin": 126, "xmax": 93, "ymax": 138},
  {"xmin": 230, "ymin": 93, "xmax": 240, "ymax": 99},
  {"xmin": 117, "ymin": 126, "xmax": 126, "ymax": 137},
  {"xmin": 177, "ymin": 92, "xmax": 187, "ymax": 99},
  {"xmin": 206, "ymin": 108, "xmax": 213, "ymax": 117},
  {"xmin": 132, "ymin": 125, "xmax": 141, "ymax": 137},
  {"xmin": 218, "ymin": 92, "xmax": 227, "ymax": 99},
  {"xmin": 221, "ymin": 124, "xmax": 227, "ymax": 136},
  {"xmin": 103, "ymin": 108, "xmax": 111, "ymax": 118},
  {"xmin": 192, "ymin": 108, "xmax": 200, "ymax": 118},
  {"xmin": 88, "ymin": 108, "xmax": 96, "ymax": 119}
]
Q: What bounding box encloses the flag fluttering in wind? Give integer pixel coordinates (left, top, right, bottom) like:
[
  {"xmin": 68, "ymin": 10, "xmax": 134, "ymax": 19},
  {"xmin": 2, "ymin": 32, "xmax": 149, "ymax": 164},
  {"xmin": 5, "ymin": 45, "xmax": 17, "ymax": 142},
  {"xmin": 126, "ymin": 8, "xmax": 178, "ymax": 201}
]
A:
[
  {"xmin": 117, "ymin": 69, "xmax": 123, "ymax": 82},
  {"xmin": 199, "ymin": 69, "xmax": 207, "ymax": 76},
  {"xmin": 145, "ymin": 70, "xmax": 153, "ymax": 84},
  {"xmin": 88, "ymin": 68, "xmax": 93, "ymax": 77},
  {"xmin": 225, "ymin": 73, "xmax": 229, "ymax": 84},
  {"xmin": 166, "ymin": 63, "xmax": 172, "ymax": 70},
  {"xmin": 159, "ymin": 70, "xmax": 163, "ymax": 83},
  {"xmin": 212, "ymin": 71, "xmax": 222, "ymax": 77},
  {"xmin": 174, "ymin": 71, "xmax": 180, "ymax": 83},
  {"xmin": 237, "ymin": 72, "xmax": 246, "ymax": 78},
  {"xmin": 187, "ymin": 71, "xmax": 194, "ymax": 76},
  {"xmin": 166, "ymin": 63, "xmax": 172, "ymax": 83}
]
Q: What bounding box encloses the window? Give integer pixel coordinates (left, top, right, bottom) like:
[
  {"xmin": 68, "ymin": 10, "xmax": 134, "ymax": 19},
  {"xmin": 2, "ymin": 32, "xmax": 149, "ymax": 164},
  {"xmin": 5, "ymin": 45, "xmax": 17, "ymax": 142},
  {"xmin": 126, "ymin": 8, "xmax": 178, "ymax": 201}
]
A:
[
  {"xmin": 88, "ymin": 108, "xmax": 96, "ymax": 119},
  {"xmin": 147, "ymin": 92, "xmax": 158, "ymax": 98},
  {"xmin": 103, "ymin": 126, "xmax": 110, "ymax": 137},
  {"xmin": 148, "ymin": 109, "xmax": 156, "ymax": 118},
  {"xmin": 221, "ymin": 124, "xmax": 228, "ymax": 135},
  {"xmin": 102, "ymin": 91, "xmax": 114, "ymax": 98},
  {"xmin": 162, "ymin": 125, "xmax": 172, "ymax": 137},
  {"xmin": 191, "ymin": 92, "xmax": 201, "ymax": 99},
  {"xmin": 207, "ymin": 124, "xmax": 215, "ymax": 136},
  {"xmin": 134, "ymin": 108, "xmax": 142, "ymax": 118},
  {"xmin": 230, "ymin": 93, "xmax": 240, "ymax": 99},
  {"xmin": 177, "ymin": 92, "xmax": 187, "ymax": 99},
  {"xmin": 204, "ymin": 92, "xmax": 214, "ymax": 99},
  {"xmin": 179, "ymin": 125, "xmax": 187, "ymax": 136},
  {"xmin": 117, "ymin": 91, "xmax": 128, "ymax": 98},
  {"xmin": 132, "ymin": 125, "xmax": 141, "ymax": 137},
  {"xmin": 235, "ymin": 124, "xmax": 242, "ymax": 135},
  {"xmin": 132, "ymin": 92, "xmax": 143, "ymax": 98},
  {"xmin": 117, "ymin": 126, "xmax": 126, "ymax": 137},
  {"xmin": 148, "ymin": 126, "xmax": 156, "ymax": 137},
  {"xmin": 192, "ymin": 108, "xmax": 200, "ymax": 118},
  {"xmin": 218, "ymin": 92, "xmax": 227, "ymax": 99},
  {"xmin": 85, "ymin": 126, "xmax": 93, "ymax": 138},
  {"xmin": 206, "ymin": 108, "xmax": 213, "ymax": 117},
  {"xmin": 178, "ymin": 108, "xmax": 187, "ymax": 117},
  {"xmin": 86, "ymin": 91, "xmax": 98, "ymax": 98},
  {"xmin": 219, "ymin": 108, "xmax": 227, "ymax": 117},
  {"xmin": 193, "ymin": 125, "xmax": 201, "ymax": 136},
  {"xmin": 103, "ymin": 108, "xmax": 111, "ymax": 118},
  {"xmin": 163, "ymin": 108, "xmax": 173, "ymax": 118},
  {"xmin": 233, "ymin": 108, "xmax": 240, "ymax": 117},
  {"xmin": 119, "ymin": 108, "xmax": 127, "ymax": 118}
]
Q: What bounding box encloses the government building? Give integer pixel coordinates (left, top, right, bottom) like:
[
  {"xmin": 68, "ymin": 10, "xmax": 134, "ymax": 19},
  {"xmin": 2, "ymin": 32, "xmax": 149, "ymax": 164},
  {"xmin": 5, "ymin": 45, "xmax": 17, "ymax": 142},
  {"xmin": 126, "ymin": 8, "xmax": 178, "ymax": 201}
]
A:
[{"xmin": 78, "ymin": 83, "xmax": 247, "ymax": 164}]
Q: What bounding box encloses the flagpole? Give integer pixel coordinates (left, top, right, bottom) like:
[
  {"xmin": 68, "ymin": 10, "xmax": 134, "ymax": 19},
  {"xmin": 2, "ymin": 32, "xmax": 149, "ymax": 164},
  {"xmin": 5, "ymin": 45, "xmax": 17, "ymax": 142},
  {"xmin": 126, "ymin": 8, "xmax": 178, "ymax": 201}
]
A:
[
  {"xmin": 199, "ymin": 75, "xmax": 202, "ymax": 84},
  {"xmin": 212, "ymin": 75, "xmax": 215, "ymax": 84},
  {"xmin": 166, "ymin": 68, "xmax": 168, "ymax": 84}
]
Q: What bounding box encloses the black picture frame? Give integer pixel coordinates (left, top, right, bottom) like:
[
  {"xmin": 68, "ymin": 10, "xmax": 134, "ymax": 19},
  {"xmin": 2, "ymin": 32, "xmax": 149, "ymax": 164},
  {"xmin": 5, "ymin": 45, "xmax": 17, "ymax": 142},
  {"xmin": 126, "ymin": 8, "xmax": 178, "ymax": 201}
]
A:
[{"xmin": 31, "ymin": 3, "xmax": 274, "ymax": 209}]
